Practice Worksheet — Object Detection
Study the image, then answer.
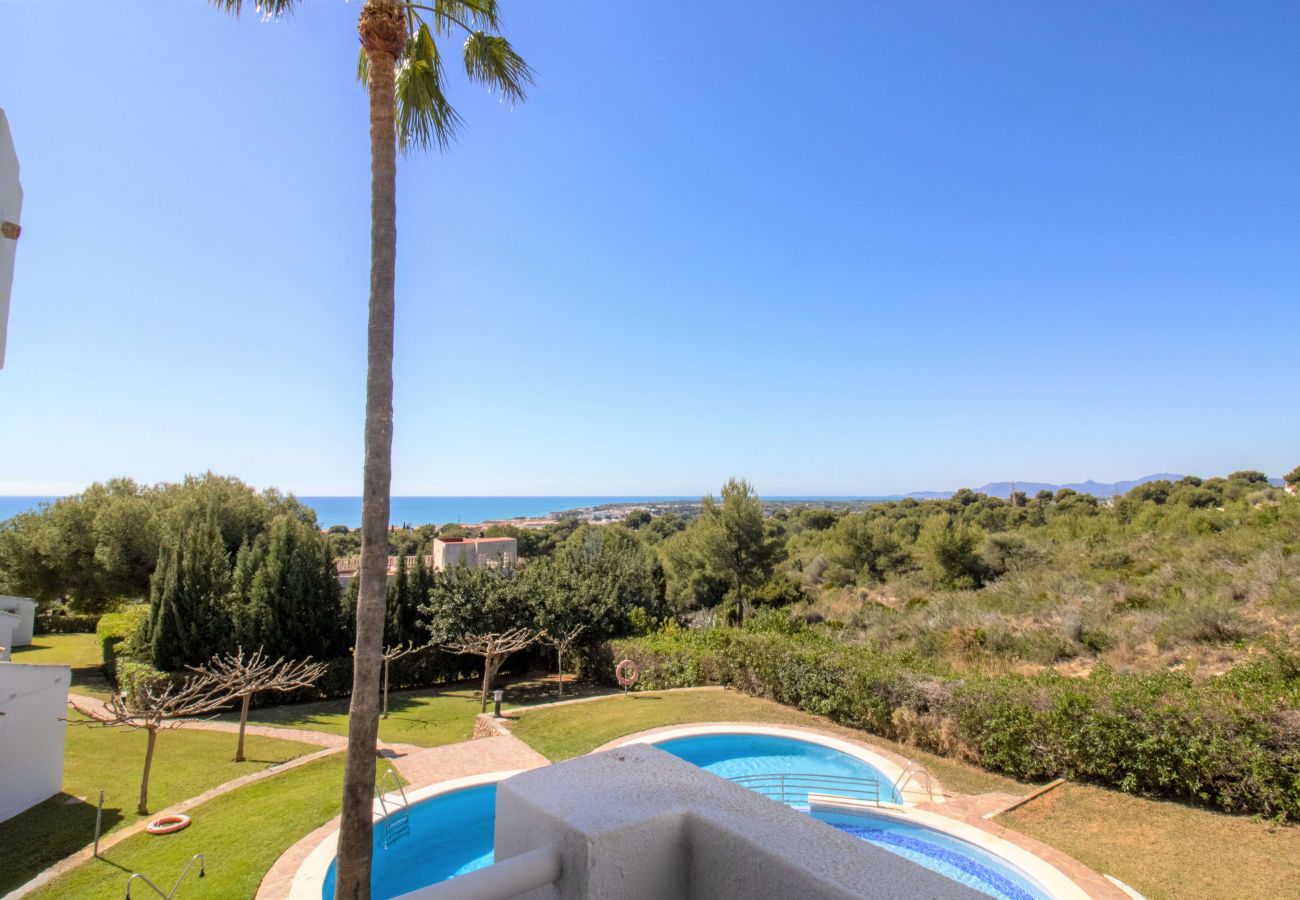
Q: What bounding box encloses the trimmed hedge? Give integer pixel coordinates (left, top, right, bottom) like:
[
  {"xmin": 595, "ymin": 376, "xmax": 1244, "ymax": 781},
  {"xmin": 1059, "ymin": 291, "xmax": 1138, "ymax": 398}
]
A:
[
  {"xmin": 34, "ymin": 612, "xmax": 100, "ymax": 634},
  {"xmin": 96, "ymin": 606, "xmax": 150, "ymax": 686},
  {"xmin": 605, "ymin": 628, "xmax": 1300, "ymax": 819}
]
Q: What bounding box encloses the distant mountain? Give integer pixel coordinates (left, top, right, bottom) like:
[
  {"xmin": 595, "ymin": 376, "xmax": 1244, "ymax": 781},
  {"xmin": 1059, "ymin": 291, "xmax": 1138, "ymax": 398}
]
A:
[{"xmin": 906, "ymin": 473, "xmax": 1184, "ymax": 501}]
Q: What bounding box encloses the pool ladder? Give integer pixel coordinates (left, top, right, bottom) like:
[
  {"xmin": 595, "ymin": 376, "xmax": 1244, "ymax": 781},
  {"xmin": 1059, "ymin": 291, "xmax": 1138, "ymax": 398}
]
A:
[
  {"xmin": 892, "ymin": 762, "xmax": 938, "ymax": 801},
  {"xmin": 125, "ymin": 853, "xmax": 204, "ymax": 899},
  {"xmin": 375, "ymin": 766, "xmax": 410, "ymax": 848}
]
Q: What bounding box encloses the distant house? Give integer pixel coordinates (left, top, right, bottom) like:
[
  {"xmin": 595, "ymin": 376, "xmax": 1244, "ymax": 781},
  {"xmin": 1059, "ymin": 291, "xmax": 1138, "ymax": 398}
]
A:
[
  {"xmin": 0, "ymin": 596, "xmax": 37, "ymax": 647},
  {"xmin": 335, "ymin": 536, "xmax": 519, "ymax": 585},
  {"xmin": 432, "ymin": 536, "xmax": 517, "ymax": 571},
  {"xmin": 0, "ymin": 661, "xmax": 70, "ymax": 822}
]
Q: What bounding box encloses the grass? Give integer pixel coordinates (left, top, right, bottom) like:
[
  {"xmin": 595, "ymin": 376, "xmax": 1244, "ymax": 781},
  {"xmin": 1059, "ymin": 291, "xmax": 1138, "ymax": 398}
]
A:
[
  {"xmin": 25, "ymin": 755, "xmax": 389, "ymax": 900},
  {"xmin": 510, "ymin": 687, "xmax": 1299, "ymax": 899},
  {"xmin": 1004, "ymin": 782, "xmax": 1300, "ymax": 899},
  {"xmin": 12, "ymin": 632, "xmax": 114, "ymax": 698},
  {"xmin": 231, "ymin": 676, "xmax": 614, "ymax": 748},
  {"xmin": 0, "ymin": 714, "xmax": 317, "ymax": 895}
]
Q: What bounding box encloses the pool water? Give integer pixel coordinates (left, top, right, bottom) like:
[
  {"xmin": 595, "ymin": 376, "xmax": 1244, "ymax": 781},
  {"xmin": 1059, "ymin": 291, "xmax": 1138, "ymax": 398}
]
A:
[
  {"xmin": 654, "ymin": 731, "xmax": 1051, "ymax": 900},
  {"xmin": 652, "ymin": 732, "xmax": 904, "ymax": 806},
  {"xmin": 321, "ymin": 783, "xmax": 496, "ymax": 900},
  {"xmin": 814, "ymin": 809, "xmax": 1052, "ymax": 900}
]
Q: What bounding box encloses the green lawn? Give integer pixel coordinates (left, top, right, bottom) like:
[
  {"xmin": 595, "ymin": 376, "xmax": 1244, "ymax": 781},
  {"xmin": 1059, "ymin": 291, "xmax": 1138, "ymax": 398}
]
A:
[
  {"xmin": 231, "ymin": 676, "xmax": 615, "ymax": 748},
  {"xmin": 1003, "ymin": 783, "xmax": 1300, "ymax": 900},
  {"xmin": 12, "ymin": 633, "xmax": 114, "ymax": 698},
  {"xmin": 0, "ymin": 714, "xmax": 317, "ymax": 895},
  {"xmin": 25, "ymin": 755, "xmax": 389, "ymax": 900}
]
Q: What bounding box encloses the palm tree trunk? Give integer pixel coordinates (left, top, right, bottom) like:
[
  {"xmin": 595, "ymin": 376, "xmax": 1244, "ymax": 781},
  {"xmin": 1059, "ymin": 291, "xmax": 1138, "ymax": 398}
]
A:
[{"xmin": 336, "ymin": 4, "xmax": 403, "ymax": 896}]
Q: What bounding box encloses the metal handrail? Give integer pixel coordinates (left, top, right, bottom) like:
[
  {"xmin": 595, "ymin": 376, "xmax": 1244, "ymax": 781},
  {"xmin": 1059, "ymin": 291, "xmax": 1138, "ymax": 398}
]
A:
[
  {"xmin": 728, "ymin": 773, "xmax": 883, "ymax": 807},
  {"xmin": 891, "ymin": 762, "xmax": 937, "ymax": 801},
  {"xmin": 125, "ymin": 854, "xmax": 204, "ymax": 899},
  {"xmin": 376, "ymin": 766, "xmax": 409, "ymax": 810},
  {"xmin": 375, "ymin": 766, "xmax": 410, "ymax": 849}
]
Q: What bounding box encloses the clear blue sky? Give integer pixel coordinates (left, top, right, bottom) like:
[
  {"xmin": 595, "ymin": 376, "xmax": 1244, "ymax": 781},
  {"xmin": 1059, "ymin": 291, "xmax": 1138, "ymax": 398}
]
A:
[{"xmin": 1, "ymin": 1, "xmax": 1296, "ymax": 497}]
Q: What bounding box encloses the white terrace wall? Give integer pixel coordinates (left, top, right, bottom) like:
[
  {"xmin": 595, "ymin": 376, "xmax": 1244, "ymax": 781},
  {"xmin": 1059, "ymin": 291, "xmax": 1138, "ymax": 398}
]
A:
[
  {"xmin": 0, "ymin": 662, "xmax": 70, "ymax": 822},
  {"xmin": 0, "ymin": 596, "xmax": 37, "ymax": 646}
]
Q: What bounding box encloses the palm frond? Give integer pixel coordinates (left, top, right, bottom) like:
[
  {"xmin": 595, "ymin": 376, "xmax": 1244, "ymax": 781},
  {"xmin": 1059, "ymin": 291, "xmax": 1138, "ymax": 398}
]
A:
[
  {"xmin": 462, "ymin": 31, "xmax": 532, "ymax": 104},
  {"xmin": 395, "ymin": 24, "xmax": 463, "ymax": 152},
  {"xmin": 208, "ymin": 0, "xmax": 300, "ymax": 18},
  {"xmin": 422, "ymin": 0, "xmax": 502, "ymax": 37}
]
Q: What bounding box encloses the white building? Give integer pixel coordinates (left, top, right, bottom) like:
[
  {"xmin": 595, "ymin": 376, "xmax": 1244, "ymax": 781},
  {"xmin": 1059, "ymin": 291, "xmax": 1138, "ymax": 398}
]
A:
[
  {"xmin": 432, "ymin": 536, "xmax": 518, "ymax": 570},
  {"xmin": 0, "ymin": 596, "xmax": 37, "ymax": 647},
  {"xmin": 0, "ymin": 662, "xmax": 71, "ymax": 822},
  {"xmin": 0, "ymin": 108, "xmax": 22, "ymax": 368}
]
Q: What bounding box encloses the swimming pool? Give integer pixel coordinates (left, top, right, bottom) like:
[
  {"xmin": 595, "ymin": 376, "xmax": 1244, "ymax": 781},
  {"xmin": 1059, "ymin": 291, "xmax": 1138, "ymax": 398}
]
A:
[
  {"xmin": 320, "ymin": 782, "xmax": 496, "ymax": 900},
  {"xmin": 650, "ymin": 730, "xmax": 905, "ymax": 806},
  {"xmin": 814, "ymin": 807, "xmax": 1054, "ymax": 900}
]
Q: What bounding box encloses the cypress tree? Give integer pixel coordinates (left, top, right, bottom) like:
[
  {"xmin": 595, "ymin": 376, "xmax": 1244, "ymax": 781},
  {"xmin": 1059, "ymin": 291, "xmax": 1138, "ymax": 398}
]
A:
[{"xmin": 146, "ymin": 515, "xmax": 231, "ymax": 670}]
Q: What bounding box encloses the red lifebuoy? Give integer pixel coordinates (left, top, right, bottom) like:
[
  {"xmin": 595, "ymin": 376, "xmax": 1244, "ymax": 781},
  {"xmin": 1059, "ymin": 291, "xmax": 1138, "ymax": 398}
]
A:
[
  {"xmin": 146, "ymin": 814, "xmax": 191, "ymax": 835},
  {"xmin": 615, "ymin": 659, "xmax": 640, "ymax": 689}
]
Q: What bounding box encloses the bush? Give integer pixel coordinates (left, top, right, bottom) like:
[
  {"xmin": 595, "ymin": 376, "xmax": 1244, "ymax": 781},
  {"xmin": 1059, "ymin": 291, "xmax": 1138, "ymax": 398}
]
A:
[
  {"xmin": 34, "ymin": 611, "xmax": 100, "ymax": 634},
  {"xmin": 604, "ymin": 628, "xmax": 1300, "ymax": 819},
  {"xmin": 95, "ymin": 605, "xmax": 150, "ymax": 687}
]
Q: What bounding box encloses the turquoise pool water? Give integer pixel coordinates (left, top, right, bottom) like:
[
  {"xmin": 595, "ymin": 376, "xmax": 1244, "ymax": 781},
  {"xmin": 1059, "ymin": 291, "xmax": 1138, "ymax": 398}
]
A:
[
  {"xmin": 654, "ymin": 731, "xmax": 1053, "ymax": 900},
  {"xmin": 321, "ymin": 783, "xmax": 496, "ymax": 900},
  {"xmin": 651, "ymin": 731, "xmax": 904, "ymax": 806},
  {"xmin": 814, "ymin": 808, "xmax": 1053, "ymax": 900}
]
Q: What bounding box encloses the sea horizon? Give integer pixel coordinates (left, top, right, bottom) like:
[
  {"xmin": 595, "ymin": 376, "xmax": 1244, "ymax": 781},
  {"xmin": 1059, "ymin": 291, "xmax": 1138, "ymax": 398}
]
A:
[{"xmin": 0, "ymin": 494, "xmax": 897, "ymax": 530}]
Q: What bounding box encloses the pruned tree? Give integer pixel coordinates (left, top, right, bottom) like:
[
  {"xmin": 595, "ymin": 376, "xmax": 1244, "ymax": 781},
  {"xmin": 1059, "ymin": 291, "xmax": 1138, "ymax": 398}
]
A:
[
  {"xmin": 443, "ymin": 628, "xmax": 536, "ymax": 712},
  {"xmin": 70, "ymin": 671, "xmax": 236, "ymax": 815},
  {"xmin": 189, "ymin": 647, "xmax": 328, "ymax": 761},
  {"xmin": 381, "ymin": 641, "xmax": 423, "ymax": 719},
  {"xmin": 540, "ymin": 624, "xmax": 585, "ymax": 697}
]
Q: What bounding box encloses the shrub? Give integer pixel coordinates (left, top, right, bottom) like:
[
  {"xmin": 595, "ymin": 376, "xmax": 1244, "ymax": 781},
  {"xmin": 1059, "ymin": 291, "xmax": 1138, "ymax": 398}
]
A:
[
  {"xmin": 604, "ymin": 628, "xmax": 1300, "ymax": 819},
  {"xmin": 34, "ymin": 611, "xmax": 100, "ymax": 634},
  {"xmin": 96, "ymin": 606, "xmax": 150, "ymax": 679}
]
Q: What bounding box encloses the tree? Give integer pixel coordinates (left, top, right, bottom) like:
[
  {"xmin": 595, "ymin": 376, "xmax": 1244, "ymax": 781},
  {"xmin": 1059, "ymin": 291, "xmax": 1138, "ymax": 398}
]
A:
[
  {"xmin": 211, "ymin": 2, "xmax": 531, "ymax": 892},
  {"xmin": 693, "ymin": 479, "xmax": 781, "ymax": 626},
  {"xmin": 230, "ymin": 515, "xmax": 343, "ymax": 661},
  {"xmin": 190, "ymin": 648, "xmax": 327, "ymax": 761},
  {"xmin": 1286, "ymin": 466, "xmax": 1300, "ymax": 490},
  {"xmin": 145, "ymin": 515, "xmax": 231, "ymax": 671},
  {"xmin": 70, "ymin": 670, "xmax": 236, "ymax": 815},
  {"xmin": 380, "ymin": 641, "xmax": 422, "ymax": 718},
  {"xmin": 443, "ymin": 627, "xmax": 537, "ymax": 712},
  {"xmin": 539, "ymin": 624, "xmax": 585, "ymax": 697},
  {"xmin": 917, "ymin": 514, "xmax": 986, "ymax": 590}
]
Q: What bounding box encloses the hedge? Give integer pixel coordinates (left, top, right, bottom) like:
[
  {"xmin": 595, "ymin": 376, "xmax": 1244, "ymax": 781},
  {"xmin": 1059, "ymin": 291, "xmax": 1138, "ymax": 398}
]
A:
[
  {"xmin": 96, "ymin": 606, "xmax": 150, "ymax": 687},
  {"xmin": 34, "ymin": 611, "xmax": 100, "ymax": 634},
  {"xmin": 603, "ymin": 628, "xmax": 1300, "ymax": 819}
]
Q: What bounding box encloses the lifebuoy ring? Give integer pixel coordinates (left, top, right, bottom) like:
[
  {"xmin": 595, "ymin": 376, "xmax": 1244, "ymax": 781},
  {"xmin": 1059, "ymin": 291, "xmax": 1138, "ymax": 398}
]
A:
[
  {"xmin": 615, "ymin": 659, "xmax": 640, "ymax": 689},
  {"xmin": 146, "ymin": 814, "xmax": 191, "ymax": 835}
]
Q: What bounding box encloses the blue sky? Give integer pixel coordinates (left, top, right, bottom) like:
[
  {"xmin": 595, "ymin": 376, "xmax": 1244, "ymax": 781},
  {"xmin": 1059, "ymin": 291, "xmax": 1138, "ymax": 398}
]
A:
[{"xmin": 1, "ymin": 1, "xmax": 1296, "ymax": 497}]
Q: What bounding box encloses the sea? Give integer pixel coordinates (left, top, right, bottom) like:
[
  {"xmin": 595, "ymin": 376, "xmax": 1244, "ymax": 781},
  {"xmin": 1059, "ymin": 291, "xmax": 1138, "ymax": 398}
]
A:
[
  {"xmin": 0, "ymin": 494, "xmax": 891, "ymax": 529},
  {"xmin": 0, "ymin": 495, "xmax": 687, "ymax": 529}
]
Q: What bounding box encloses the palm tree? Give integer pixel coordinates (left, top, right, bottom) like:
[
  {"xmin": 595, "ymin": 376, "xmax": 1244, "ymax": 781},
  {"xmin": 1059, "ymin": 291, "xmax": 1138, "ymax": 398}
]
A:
[{"xmin": 210, "ymin": 2, "xmax": 531, "ymax": 896}]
